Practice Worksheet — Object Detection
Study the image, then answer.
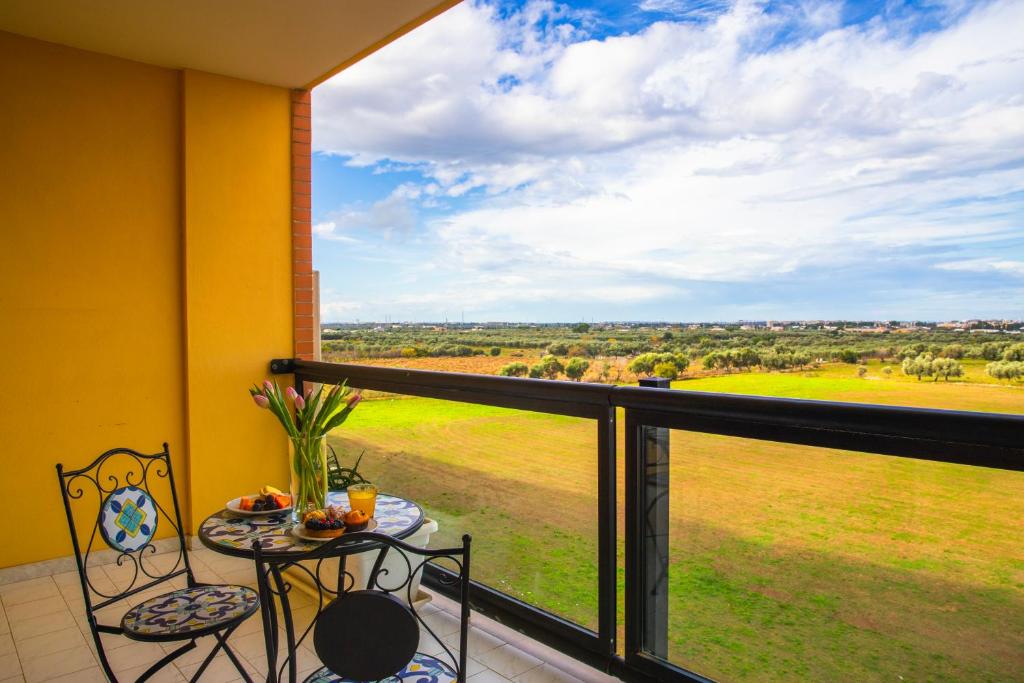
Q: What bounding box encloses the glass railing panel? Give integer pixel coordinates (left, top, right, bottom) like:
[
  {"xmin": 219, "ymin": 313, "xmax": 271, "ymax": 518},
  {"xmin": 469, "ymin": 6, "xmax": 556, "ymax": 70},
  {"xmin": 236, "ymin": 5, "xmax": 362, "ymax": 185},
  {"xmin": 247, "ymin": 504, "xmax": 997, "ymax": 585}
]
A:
[
  {"xmin": 328, "ymin": 393, "xmax": 600, "ymax": 630},
  {"xmin": 637, "ymin": 427, "xmax": 1024, "ymax": 682}
]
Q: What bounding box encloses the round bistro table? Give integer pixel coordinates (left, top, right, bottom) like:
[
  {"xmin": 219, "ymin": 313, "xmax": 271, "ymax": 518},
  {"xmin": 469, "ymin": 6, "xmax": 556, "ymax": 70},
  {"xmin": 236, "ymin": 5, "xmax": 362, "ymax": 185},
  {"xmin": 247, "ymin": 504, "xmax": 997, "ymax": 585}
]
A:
[{"xmin": 198, "ymin": 491, "xmax": 425, "ymax": 559}]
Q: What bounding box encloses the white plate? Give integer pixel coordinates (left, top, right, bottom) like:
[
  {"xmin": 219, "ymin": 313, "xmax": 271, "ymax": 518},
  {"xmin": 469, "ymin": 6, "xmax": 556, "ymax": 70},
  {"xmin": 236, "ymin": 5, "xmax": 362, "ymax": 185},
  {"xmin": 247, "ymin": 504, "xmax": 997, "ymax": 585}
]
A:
[
  {"xmin": 291, "ymin": 518, "xmax": 378, "ymax": 542},
  {"xmin": 225, "ymin": 496, "xmax": 292, "ymax": 516}
]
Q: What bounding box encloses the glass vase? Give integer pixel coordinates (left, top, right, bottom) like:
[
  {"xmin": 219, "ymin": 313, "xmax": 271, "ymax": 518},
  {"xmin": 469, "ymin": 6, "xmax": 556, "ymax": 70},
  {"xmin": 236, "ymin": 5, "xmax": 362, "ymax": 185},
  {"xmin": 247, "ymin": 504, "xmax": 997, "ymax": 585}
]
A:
[{"xmin": 289, "ymin": 433, "xmax": 329, "ymax": 525}]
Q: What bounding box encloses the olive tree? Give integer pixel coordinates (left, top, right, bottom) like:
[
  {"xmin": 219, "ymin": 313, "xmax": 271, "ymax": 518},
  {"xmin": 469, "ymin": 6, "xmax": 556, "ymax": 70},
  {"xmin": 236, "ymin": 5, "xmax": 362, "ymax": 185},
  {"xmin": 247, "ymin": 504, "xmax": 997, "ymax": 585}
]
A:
[
  {"xmin": 564, "ymin": 357, "xmax": 590, "ymax": 381},
  {"xmin": 931, "ymin": 358, "xmax": 963, "ymax": 381},
  {"xmin": 498, "ymin": 362, "xmax": 529, "ymax": 377}
]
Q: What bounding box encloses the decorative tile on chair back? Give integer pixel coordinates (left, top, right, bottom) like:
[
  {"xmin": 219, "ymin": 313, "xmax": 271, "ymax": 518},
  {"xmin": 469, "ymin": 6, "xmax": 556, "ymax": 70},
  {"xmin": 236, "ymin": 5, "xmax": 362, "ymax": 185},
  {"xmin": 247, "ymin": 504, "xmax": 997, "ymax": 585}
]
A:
[{"xmin": 100, "ymin": 486, "xmax": 158, "ymax": 552}]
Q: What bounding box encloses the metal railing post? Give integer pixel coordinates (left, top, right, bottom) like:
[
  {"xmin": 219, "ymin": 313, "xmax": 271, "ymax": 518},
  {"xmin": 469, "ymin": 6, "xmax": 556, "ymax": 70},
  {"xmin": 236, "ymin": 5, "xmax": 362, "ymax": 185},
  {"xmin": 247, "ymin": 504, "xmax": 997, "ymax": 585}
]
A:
[{"xmin": 638, "ymin": 377, "xmax": 670, "ymax": 658}]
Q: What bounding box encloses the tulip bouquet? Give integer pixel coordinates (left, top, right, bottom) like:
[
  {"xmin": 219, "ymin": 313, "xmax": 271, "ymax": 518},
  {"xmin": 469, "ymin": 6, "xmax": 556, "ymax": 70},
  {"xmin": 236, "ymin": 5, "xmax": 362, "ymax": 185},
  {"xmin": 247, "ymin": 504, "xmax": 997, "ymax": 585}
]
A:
[{"xmin": 250, "ymin": 380, "xmax": 362, "ymax": 523}]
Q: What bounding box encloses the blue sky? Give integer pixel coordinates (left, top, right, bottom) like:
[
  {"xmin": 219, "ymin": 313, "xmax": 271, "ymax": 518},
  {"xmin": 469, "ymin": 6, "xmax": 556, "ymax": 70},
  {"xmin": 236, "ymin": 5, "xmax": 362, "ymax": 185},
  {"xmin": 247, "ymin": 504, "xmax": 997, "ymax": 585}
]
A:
[{"xmin": 311, "ymin": 0, "xmax": 1024, "ymax": 322}]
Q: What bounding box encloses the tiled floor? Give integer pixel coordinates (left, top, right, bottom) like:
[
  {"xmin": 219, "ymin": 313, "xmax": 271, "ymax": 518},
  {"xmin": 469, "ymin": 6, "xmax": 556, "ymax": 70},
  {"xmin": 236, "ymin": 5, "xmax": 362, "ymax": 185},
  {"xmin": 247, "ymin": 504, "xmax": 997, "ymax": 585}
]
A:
[{"xmin": 0, "ymin": 548, "xmax": 620, "ymax": 683}]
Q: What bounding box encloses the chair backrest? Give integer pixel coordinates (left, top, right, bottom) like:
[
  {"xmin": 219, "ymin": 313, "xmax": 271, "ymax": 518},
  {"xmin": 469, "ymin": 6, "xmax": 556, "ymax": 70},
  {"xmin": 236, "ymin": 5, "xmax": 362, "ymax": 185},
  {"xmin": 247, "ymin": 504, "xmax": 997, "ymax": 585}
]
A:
[
  {"xmin": 55, "ymin": 444, "xmax": 194, "ymax": 617},
  {"xmin": 254, "ymin": 531, "xmax": 471, "ymax": 683}
]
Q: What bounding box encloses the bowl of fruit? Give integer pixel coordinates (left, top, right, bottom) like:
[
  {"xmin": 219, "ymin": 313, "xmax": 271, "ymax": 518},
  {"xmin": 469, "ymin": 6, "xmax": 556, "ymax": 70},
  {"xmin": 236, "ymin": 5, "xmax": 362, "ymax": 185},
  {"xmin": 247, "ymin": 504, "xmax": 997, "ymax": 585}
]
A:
[
  {"xmin": 226, "ymin": 486, "xmax": 291, "ymax": 516},
  {"xmin": 292, "ymin": 506, "xmax": 378, "ymax": 542}
]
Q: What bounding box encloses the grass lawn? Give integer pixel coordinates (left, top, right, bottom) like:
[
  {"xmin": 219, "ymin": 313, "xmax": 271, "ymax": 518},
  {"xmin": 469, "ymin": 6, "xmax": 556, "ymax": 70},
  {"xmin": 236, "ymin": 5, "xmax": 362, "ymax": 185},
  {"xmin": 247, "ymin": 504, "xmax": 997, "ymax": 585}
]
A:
[{"xmin": 328, "ymin": 364, "xmax": 1024, "ymax": 682}]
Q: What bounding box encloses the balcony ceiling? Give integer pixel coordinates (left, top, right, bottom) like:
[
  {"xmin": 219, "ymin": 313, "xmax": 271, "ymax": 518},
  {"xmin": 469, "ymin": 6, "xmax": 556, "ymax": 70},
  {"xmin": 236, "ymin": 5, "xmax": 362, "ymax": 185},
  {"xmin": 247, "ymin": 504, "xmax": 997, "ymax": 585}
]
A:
[{"xmin": 0, "ymin": 0, "xmax": 460, "ymax": 88}]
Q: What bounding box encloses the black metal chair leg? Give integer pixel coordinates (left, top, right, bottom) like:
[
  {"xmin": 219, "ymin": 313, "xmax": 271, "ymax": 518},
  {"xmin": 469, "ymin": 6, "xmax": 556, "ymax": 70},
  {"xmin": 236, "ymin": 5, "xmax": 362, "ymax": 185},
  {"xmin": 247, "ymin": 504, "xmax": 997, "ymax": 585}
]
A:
[
  {"xmin": 215, "ymin": 627, "xmax": 254, "ymax": 683},
  {"xmin": 134, "ymin": 640, "xmax": 197, "ymax": 683},
  {"xmin": 188, "ymin": 623, "xmax": 244, "ymax": 683}
]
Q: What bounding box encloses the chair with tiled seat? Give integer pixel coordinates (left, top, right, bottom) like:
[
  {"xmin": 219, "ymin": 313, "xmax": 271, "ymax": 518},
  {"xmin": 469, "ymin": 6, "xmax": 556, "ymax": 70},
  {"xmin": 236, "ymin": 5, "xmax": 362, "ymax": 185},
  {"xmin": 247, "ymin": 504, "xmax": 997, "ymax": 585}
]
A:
[
  {"xmin": 253, "ymin": 530, "xmax": 471, "ymax": 683},
  {"xmin": 56, "ymin": 444, "xmax": 259, "ymax": 682}
]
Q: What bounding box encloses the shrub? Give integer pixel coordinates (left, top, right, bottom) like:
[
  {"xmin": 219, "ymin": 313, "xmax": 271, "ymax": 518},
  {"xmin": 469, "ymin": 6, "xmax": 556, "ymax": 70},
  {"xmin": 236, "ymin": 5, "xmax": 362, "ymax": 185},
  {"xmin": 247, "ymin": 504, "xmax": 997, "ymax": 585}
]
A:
[
  {"xmin": 857, "ymin": 365, "xmax": 867, "ymax": 377},
  {"xmin": 882, "ymin": 366, "xmax": 893, "ymax": 375},
  {"xmin": 547, "ymin": 342, "xmax": 569, "ymax": 356},
  {"xmin": 653, "ymin": 362, "xmax": 678, "ymax": 380},
  {"xmin": 987, "ymin": 360, "xmax": 1024, "ymax": 381},
  {"xmin": 838, "ymin": 349, "xmax": 859, "ymax": 364},
  {"xmin": 1002, "ymin": 343, "xmax": 1024, "ymax": 362},
  {"xmin": 902, "ymin": 353, "xmax": 934, "ymax": 380},
  {"xmin": 630, "ymin": 352, "xmax": 688, "ymax": 376},
  {"xmin": 565, "ymin": 357, "xmax": 590, "ymax": 381},
  {"xmin": 489, "ymin": 346, "xmax": 501, "ymax": 356},
  {"xmin": 531, "ymin": 355, "xmax": 564, "ymax": 379},
  {"xmin": 943, "ymin": 344, "xmax": 965, "ymax": 359},
  {"xmin": 932, "ymin": 358, "xmax": 963, "ymax": 381},
  {"xmin": 498, "ymin": 362, "xmax": 529, "ymax": 377}
]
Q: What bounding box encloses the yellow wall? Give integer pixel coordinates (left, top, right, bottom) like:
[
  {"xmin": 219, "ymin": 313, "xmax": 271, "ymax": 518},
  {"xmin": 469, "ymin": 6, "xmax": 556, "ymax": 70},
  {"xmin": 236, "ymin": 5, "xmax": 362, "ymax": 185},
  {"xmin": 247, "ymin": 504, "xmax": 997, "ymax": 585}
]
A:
[
  {"xmin": 181, "ymin": 70, "xmax": 292, "ymax": 533},
  {"xmin": 0, "ymin": 33, "xmax": 293, "ymax": 566},
  {"xmin": 0, "ymin": 32, "xmax": 186, "ymax": 566}
]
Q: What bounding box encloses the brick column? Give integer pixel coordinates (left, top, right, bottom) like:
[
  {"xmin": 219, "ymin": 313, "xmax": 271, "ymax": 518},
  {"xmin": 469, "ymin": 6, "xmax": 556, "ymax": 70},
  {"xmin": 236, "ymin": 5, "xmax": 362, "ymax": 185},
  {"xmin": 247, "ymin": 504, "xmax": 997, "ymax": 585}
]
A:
[{"xmin": 291, "ymin": 89, "xmax": 316, "ymax": 360}]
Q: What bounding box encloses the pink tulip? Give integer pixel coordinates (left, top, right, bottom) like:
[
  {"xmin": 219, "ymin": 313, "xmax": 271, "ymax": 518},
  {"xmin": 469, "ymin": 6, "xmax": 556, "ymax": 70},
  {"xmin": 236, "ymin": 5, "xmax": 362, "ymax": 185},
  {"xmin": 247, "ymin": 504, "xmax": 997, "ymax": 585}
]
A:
[
  {"xmin": 347, "ymin": 393, "xmax": 362, "ymax": 408},
  {"xmin": 304, "ymin": 387, "xmax": 314, "ymax": 400},
  {"xmin": 252, "ymin": 394, "xmax": 270, "ymax": 408},
  {"xmin": 263, "ymin": 380, "xmax": 274, "ymax": 394},
  {"xmin": 295, "ymin": 394, "xmax": 306, "ymax": 409},
  {"xmin": 286, "ymin": 386, "xmax": 298, "ymax": 401}
]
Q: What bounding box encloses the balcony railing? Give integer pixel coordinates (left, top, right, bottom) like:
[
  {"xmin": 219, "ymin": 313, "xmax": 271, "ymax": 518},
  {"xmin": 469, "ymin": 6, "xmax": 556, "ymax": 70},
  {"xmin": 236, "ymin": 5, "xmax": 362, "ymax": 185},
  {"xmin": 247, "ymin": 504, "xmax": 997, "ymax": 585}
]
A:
[{"xmin": 273, "ymin": 358, "xmax": 1024, "ymax": 683}]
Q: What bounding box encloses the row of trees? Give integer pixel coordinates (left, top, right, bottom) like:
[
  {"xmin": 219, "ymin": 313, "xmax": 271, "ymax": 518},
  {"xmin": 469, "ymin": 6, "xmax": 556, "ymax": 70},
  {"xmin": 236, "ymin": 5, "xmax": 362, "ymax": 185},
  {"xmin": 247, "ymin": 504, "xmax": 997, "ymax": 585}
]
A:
[
  {"xmin": 702, "ymin": 348, "xmax": 813, "ymax": 371},
  {"xmin": 900, "ymin": 354, "xmax": 964, "ymax": 381},
  {"xmin": 986, "ymin": 361, "xmax": 1024, "ymax": 381},
  {"xmin": 498, "ymin": 355, "xmax": 593, "ymax": 381},
  {"xmin": 626, "ymin": 352, "xmax": 689, "ymax": 379},
  {"xmin": 323, "ymin": 323, "xmax": 1024, "ymax": 366}
]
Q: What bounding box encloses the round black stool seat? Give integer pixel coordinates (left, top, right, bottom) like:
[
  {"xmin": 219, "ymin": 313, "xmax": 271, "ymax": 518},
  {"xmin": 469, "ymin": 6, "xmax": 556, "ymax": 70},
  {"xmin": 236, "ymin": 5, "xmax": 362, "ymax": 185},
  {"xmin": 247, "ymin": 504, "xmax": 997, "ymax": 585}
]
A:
[{"xmin": 313, "ymin": 590, "xmax": 420, "ymax": 681}]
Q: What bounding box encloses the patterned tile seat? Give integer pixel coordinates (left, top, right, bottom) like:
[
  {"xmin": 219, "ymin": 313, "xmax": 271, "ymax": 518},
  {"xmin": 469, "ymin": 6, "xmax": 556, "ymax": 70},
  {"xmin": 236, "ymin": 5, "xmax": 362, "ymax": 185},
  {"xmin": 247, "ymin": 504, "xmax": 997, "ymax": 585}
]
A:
[
  {"xmin": 122, "ymin": 584, "xmax": 260, "ymax": 641},
  {"xmin": 304, "ymin": 652, "xmax": 457, "ymax": 683}
]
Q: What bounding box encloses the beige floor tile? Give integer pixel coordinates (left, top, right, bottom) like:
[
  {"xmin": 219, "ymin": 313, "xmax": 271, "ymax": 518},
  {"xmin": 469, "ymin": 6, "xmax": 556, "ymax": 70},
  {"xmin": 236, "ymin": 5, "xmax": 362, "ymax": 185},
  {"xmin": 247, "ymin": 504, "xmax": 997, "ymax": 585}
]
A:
[
  {"xmin": 9, "ymin": 610, "xmax": 78, "ymax": 642},
  {"xmin": 4, "ymin": 596, "xmax": 70, "ymax": 623},
  {"xmin": 426, "ymin": 648, "xmax": 487, "ymax": 678},
  {"xmin": 229, "ymin": 611, "xmax": 265, "ymax": 638},
  {"xmin": 138, "ymin": 552, "xmax": 188, "ymax": 577},
  {"xmin": 419, "ymin": 627, "xmax": 450, "ymax": 657},
  {"xmin": 0, "ymin": 605, "xmax": 9, "ymax": 635},
  {"xmin": 468, "ymin": 669, "xmax": 515, "ymax": 683},
  {"xmin": 514, "ymin": 664, "xmax": 585, "ymax": 683},
  {"xmin": 0, "ymin": 633, "xmax": 14, "ymax": 656},
  {"xmin": 444, "ymin": 627, "xmax": 505, "ymax": 659},
  {"xmin": 419, "ymin": 607, "xmax": 463, "ymax": 638},
  {"xmin": 41, "ymin": 666, "xmax": 107, "ymax": 683},
  {"xmin": 477, "ymin": 644, "xmax": 545, "ymax": 679},
  {"xmin": 229, "ymin": 629, "xmax": 276, "ymax": 661},
  {"xmin": 103, "ymin": 639, "xmax": 167, "ymax": 673},
  {"xmin": 216, "ymin": 568, "xmax": 259, "ymax": 588},
  {"xmin": 0, "ymin": 579, "xmax": 59, "ymax": 607},
  {"xmin": 159, "ymin": 636, "xmax": 217, "ymax": 667},
  {"xmin": 0, "ymin": 675, "xmax": 24, "ymax": 683},
  {"xmin": 20, "ymin": 643, "xmax": 97, "ymax": 683},
  {"xmin": 50, "ymin": 571, "xmax": 83, "ymax": 589},
  {"xmin": 0, "ymin": 653, "xmax": 22, "ymax": 679},
  {"xmin": 63, "ymin": 595, "xmax": 87, "ymax": 617},
  {"xmin": 178, "ymin": 651, "xmax": 258, "ymax": 682},
  {"xmin": 86, "ymin": 628, "xmax": 144, "ymax": 653},
  {"xmin": 13, "ymin": 626, "xmax": 87, "ymax": 661},
  {"xmin": 112, "ymin": 658, "xmax": 185, "ymax": 682},
  {"xmin": 244, "ymin": 640, "xmax": 319, "ymax": 678}
]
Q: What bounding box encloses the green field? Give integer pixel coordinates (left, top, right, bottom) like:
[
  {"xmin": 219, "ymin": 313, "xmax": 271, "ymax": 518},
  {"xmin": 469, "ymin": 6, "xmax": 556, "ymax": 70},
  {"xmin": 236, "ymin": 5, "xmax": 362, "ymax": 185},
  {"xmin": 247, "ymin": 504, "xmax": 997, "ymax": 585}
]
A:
[{"xmin": 329, "ymin": 365, "xmax": 1024, "ymax": 682}]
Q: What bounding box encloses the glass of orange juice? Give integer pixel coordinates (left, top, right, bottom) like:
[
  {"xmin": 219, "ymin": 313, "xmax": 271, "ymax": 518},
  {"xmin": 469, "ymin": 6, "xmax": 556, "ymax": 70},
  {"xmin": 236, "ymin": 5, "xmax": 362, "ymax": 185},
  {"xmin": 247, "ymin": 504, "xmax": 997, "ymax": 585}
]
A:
[{"xmin": 347, "ymin": 483, "xmax": 378, "ymax": 518}]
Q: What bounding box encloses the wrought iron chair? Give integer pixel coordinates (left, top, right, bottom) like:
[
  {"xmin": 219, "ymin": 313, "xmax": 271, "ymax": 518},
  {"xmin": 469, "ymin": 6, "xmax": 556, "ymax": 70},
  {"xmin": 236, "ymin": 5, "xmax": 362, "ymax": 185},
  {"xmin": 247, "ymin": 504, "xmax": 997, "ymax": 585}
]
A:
[
  {"xmin": 253, "ymin": 531, "xmax": 471, "ymax": 683},
  {"xmin": 56, "ymin": 444, "xmax": 259, "ymax": 682}
]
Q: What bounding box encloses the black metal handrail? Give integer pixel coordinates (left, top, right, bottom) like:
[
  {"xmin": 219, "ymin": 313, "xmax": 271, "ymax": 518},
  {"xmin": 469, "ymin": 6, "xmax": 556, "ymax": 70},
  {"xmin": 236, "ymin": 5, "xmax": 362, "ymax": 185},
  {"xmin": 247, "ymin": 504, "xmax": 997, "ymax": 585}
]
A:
[
  {"xmin": 290, "ymin": 360, "xmax": 1023, "ymax": 468},
  {"xmin": 277, "ymin": 357, "xmax": 1024, "ymax": 683}
]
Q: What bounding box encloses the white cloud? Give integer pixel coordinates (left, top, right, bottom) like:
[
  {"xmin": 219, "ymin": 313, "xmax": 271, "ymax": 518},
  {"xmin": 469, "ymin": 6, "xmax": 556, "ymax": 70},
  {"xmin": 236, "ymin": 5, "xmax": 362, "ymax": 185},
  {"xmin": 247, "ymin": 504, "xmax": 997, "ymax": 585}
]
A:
[
  {"xmin": 315, "ymin": 190, "xmax": 416, "ymax": 240},
  {"xmin": 936, "ymin": 258, "xmax": 1024, "ymax": 277},
  {"xmin": 313, "ymin": 0, "xmax": 1024, "ymax": 315}
]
